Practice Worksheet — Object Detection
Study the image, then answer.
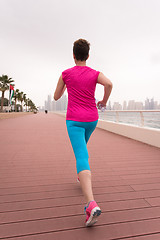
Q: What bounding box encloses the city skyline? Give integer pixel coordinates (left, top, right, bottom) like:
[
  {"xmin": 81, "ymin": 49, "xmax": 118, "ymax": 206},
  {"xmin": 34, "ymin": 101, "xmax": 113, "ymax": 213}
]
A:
[
  {"xmin": 111, "ymin": 98, "xmax": 160, "ymax": 110},
  {"xmin": 41, "ymin": 94, "xmax": 160, "ymax": 112}
]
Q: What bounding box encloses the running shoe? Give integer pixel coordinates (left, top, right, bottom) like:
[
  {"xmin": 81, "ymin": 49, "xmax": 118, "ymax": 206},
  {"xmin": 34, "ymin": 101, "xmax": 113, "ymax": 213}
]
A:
[{"xmin": 84, "ymin": 200, "xmax": 101, "ymax": 227}]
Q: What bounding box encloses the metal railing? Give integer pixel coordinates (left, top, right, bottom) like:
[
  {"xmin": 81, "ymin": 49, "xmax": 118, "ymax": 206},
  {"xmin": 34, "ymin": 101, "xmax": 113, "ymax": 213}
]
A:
[{"xmin": 98, "ymin": 110, "xmax": 160, "ymax": 129}]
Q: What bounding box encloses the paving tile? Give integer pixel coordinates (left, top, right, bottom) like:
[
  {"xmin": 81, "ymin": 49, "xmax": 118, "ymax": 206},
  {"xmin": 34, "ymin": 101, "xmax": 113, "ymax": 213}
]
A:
[
  {"xmin": 145, "ymin": 197, "xmax": 160, "ymax": 207},
  {"xmin": 131, "ymin": 183, "xmax": 160, "ymax": 191},
  {"xmin": 126, "ymin": 233, "xmax": 160, "ymax": 239}
]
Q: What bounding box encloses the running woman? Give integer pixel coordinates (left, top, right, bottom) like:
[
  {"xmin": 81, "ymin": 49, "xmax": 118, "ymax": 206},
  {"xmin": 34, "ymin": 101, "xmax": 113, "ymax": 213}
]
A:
[{"xmin": 54, "ymin": 39, "xmax": 113, "ymax": 227}]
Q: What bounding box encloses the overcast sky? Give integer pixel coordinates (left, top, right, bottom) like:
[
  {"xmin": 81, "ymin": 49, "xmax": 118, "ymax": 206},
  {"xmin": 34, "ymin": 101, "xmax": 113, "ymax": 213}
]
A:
[{"xmin": 0, "ymin": 0, "xmax": 160, "ymax": 107}]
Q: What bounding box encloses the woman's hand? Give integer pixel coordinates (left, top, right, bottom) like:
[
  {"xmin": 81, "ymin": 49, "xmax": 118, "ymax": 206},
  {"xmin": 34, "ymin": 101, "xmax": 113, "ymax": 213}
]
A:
[
  {"xmin": 97, "ymin": 100, "xmax": 106, "ymax": 110},
  {"xmin": 97, "ymin": 73, "xmax": 113, "ymax": 107}
]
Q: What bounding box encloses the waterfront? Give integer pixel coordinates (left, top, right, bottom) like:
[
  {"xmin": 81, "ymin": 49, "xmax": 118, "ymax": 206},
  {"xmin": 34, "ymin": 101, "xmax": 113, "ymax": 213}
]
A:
[{"xmin": 98, "ymin": 111, "xmax": 160, "ymax": 130}]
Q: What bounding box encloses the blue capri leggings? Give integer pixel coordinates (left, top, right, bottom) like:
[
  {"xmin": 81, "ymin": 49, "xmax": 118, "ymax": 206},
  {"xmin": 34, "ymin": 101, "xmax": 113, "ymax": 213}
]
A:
[{"xmin": 66, "ymin": 120, "xmax": 98, "ymax": 174}]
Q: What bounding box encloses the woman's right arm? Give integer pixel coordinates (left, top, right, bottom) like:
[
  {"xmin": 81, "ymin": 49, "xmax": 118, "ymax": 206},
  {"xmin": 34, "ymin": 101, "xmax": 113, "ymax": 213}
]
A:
[{"xmin": 97, "ymin": 72, "xmax": 113, "ymax": 109}]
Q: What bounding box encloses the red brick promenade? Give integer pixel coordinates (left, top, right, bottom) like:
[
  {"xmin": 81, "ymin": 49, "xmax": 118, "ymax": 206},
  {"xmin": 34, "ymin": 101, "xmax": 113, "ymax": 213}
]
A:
[{"xmin": 0, "ymin": 113, "xmax": 160, "ymax": 239}]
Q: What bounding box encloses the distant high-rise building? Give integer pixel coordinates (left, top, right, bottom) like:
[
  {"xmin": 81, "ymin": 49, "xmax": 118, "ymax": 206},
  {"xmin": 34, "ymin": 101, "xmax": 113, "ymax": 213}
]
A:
[
  {"xmin": 107, "ymin": 101, "xmax": 112, "ymax": 110},
  {"xmin": 44, "ymin": 100, "xmax": 47, "ymax": 110},
  {"xmin": 123, "ymin": 101, "xmax": 127, "ymax": 110},
  {"xmin": 128, "ymin": 100, "xmax": 135, "ymax": 110},
  {"xmin": 154, "ymin": 101, "xmax": 158, "ymax": 109},
  {"xmin": 145, "ymin": 98, "xmax": 150, "ymax": 110},
  {"xmin": 113, "ymin": 102, "xmax": 122, "ymax": 110},
  {"xmin": 144, "ymin": 98, "xmax": 158, "ymax": 110},
  {"xmin": 135, "ymin": 102, "xmax": 143, "ymax": 110},
  {"xmin": 51, "ymin": 100, "xmax": 56, "ymax": 111},
  {"xmin": 150, "ymin": 98, "xmax": 154, "ymax": 110},
  {"xmin": 47, "ymin": 95, "xmax": 52, "ymax": 111}
]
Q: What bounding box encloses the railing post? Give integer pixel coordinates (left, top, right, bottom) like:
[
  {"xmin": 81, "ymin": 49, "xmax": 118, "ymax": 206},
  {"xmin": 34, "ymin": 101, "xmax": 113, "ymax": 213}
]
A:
[{"xmin": 140, "ymin": 111, "xmax": 144, "ymax": 127}]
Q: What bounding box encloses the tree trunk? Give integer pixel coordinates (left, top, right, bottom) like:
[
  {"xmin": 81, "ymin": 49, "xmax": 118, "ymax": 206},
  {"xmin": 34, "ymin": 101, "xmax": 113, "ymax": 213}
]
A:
[
  {"xmin": 21, "ymin": 101, "xmax": 23, "ymax": 112},
  {"xmin": 15, "ymin": 99, "xmax": 17, "ymax": 112},
  {"xmin": 0, "ymin": 91, "xmax": 5, "ymax": 112}
]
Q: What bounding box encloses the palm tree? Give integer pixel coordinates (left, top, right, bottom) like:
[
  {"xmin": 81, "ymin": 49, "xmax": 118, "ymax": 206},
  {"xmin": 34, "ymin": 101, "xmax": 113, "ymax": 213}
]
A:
[
  {"xmin": 17, "ymin": 91, "xmax": 22, "ymax": 112},
  {"xmin": 28, "ymin": 99, "xmax": 37, "ymax": 112},
  {"xmin": 23, "ymin": 94, "xmax": 27, "ymax": 112},
  {"xmin": 0, "ymin": 75, "xmax": 14, "ymax": 111},
  {"xmin": 13, "ymin": 89, "xmax": 19, "ymax": 112},
  {"xmin": 26, "ymin": 98, "xmax": 30, "ymax": 112},
  {"xmin": 19, "ymin": 91, "xmax": 24, "ymax": 112},
  {"xmin": 28, "ymin": 99, "xmax": 33, "ymax": 111}
]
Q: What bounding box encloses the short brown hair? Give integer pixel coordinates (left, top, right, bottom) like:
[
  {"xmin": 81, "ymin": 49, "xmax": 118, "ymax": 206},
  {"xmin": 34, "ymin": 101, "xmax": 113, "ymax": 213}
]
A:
[{"xmin": 73, "ymin": 39, "xmax": 90, "ymax": 61}]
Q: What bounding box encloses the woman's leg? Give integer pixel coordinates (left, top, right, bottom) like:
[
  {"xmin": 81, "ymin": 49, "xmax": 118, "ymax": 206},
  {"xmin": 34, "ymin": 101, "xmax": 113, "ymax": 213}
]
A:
[
  {"xmin": 66, "ymin": 120, "xmax": 97, "ymax": 204},
  {"xmin": 78, "ymin": 121, "xmax": 98, "ymax": 203},
  {"xmin": 66, "ymin": 120, "xmax": 101, "ymax": 226},
  {"xmin": 78, "ymin": 170, "xmax": 94, "ymax": 204}
]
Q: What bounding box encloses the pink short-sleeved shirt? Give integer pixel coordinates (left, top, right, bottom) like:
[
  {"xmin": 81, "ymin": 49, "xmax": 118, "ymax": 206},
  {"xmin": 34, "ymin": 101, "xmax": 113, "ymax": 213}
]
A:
[{"xmin": 62, "ymin": 66, "xmax": 100, "ymax": 122}]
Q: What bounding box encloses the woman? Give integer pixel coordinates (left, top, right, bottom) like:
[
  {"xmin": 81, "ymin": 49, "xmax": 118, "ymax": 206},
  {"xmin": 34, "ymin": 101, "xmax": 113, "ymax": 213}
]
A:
[{"xmin": 54, "ymin": 39, "xmax": 112, "ymax": 227}]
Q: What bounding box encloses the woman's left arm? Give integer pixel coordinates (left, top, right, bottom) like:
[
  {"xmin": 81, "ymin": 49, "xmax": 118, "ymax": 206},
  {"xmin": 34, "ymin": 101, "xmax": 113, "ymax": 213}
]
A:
[{"xmin": 54, "ymin": 75, "xmax": 66, "ymax": 101}]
